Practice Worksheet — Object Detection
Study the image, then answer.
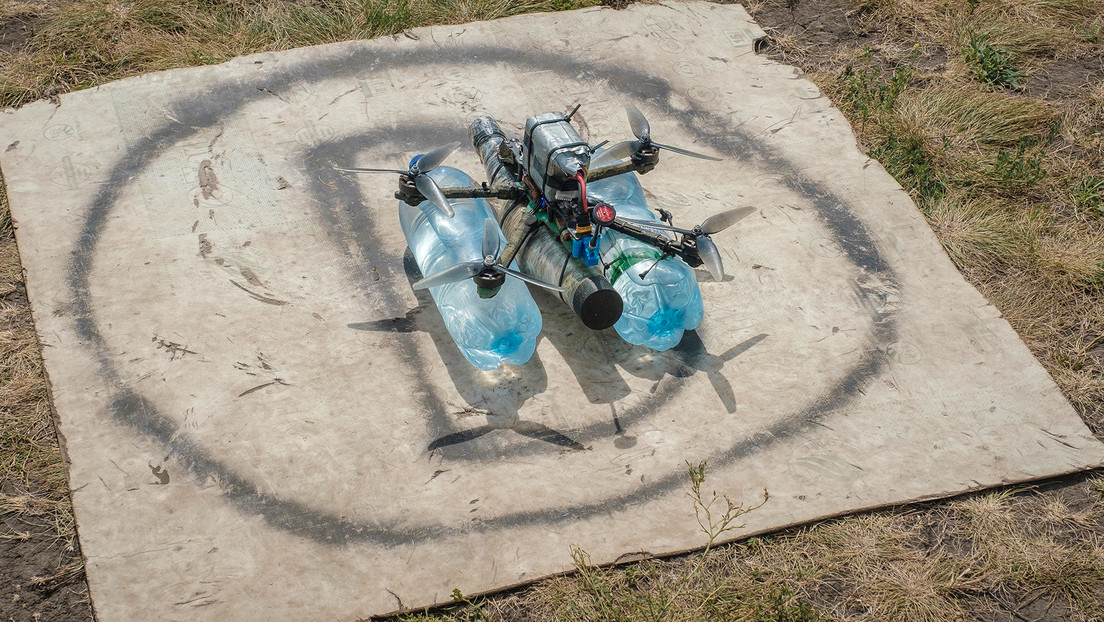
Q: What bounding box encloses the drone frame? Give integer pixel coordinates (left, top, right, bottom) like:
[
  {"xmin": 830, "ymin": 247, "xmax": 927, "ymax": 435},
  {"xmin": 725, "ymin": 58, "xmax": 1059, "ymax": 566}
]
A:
[
  {"xmin": 392, "ymin": 141, "xmax": 716, "ymax": 278},
  {"xmin": 340, "ymin": 103, "xmax": 750, "ymax": 300}
]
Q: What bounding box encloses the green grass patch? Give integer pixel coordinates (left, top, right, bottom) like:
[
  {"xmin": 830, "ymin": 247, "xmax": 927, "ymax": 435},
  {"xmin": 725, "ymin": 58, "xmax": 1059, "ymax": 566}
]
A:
[
  {"xmin": 1076, "ymin": 15, "xmax": 1104, "ymax": 42},
  {"xmin": 869, "ymin": 129, "xmax": 948, "ymax": 202},
  {"xmin": 990, "ymin": 130, "xmax": 1053, "ymax": 189},
  {"xmin": 963, "ymin": 30, "xmax": 1027, "ymax": 89},
  {"xmin": 1071, "ymin": 175, "xmax": 1104, "ymax": 218},
  {"xmin": 837, "ymin": 51, "xmax": 914, "ymax": 130}
]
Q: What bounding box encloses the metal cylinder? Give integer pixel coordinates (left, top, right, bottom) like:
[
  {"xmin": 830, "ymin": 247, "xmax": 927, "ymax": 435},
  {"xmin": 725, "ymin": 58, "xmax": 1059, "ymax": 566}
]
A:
[
  {"xmin": 509, "ymin": 216, "xmax": 622, "ymax": 330},
  {"xmin": 470, "ymin": 116, "xmax": 511, "ymax": 186},
  {"xmin": 470, "ymin": 117, "xmax": 622, "ymax": 330}
]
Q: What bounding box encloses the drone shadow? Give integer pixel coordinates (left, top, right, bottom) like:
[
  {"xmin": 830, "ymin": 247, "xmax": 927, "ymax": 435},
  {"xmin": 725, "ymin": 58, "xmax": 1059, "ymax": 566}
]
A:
[
  {"xmin": 528, "ymin": 286, "xmax": 634, "ymax": 405},
  {"xmin": 349, "ymin": 252, "xmax": 767, "ymax": 456},
  {"xmin": 618, "ymin": 330, "xmax": 768, "ymax": 414},
  {"xmin": 349, "ymin": 251, "xmax": 583, "ymax": 458},
  {"xmin": 528, "ymin": 286, "xmax": 767, "ymax": 415}
]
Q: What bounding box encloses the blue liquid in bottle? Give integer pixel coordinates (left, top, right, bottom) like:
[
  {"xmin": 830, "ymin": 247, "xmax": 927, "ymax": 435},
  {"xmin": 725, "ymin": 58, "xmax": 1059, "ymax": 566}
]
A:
[
  {"xmin": 588, "ymin": 173, "xmax": 704, "ymax": 351},
  {"xmin": 398, "ymin": 165, "xmax": 542, "ymax": 369}
]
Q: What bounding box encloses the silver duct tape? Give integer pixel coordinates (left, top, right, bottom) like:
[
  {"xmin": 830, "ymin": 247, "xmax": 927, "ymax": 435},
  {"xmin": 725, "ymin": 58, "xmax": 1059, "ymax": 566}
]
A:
[{"xmin": 470, "ymin": 116, "xmax": 622, "ymax": 330}]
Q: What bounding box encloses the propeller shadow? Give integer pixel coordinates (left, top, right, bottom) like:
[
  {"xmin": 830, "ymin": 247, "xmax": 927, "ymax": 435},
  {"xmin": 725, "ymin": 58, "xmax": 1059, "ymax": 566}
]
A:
[
  {"xmin": 618, "ymin": 330, "xmax": 768, "ymax": 414},
  {"xmin": 349, "ymin": 250, "xmax": 584, "ymax": 458},
  {"xmin": 529, "ymin": 285, "xmax": 634, "ymax": 405}
]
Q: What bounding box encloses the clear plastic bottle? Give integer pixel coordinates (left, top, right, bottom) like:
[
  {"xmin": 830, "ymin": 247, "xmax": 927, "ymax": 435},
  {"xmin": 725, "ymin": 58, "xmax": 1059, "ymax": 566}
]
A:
[
  {"xmin": 588, "ymin": 173, "xmax": 704, "ymax": 351},
  {"xmin": 398, "ymin": 165, "xmax": 542, "ymax": 370}
]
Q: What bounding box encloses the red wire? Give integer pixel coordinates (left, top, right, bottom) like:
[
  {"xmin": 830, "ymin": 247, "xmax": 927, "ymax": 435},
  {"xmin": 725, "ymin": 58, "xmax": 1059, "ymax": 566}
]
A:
[{"xmin": 576, "ymin": 170, "xmax": 587, "ymax": 211}]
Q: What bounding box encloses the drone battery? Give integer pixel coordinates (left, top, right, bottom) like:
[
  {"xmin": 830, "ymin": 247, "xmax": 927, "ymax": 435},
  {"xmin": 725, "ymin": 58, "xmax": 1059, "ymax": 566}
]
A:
[{"xmin": 523, "ymin": 112, "xmax": 591, "ymax": 196}]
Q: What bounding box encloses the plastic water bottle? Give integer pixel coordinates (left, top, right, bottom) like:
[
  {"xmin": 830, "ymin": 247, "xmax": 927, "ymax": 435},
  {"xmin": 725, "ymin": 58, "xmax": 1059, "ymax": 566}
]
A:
[
  {"xmin": 398, "ymin": 165, "xmax": 542, "ymax": 370},
  {"xmin": 588, "ymin": 173, "xmax": 704, "ymax": 351}
]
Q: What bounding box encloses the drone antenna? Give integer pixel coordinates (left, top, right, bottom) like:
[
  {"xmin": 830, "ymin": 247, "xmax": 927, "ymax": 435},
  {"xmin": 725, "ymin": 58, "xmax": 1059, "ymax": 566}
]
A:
[
  {"xmin": 564, "ymin": 103, "xmax": 582, "ymax": 121},
  {"xmin": 637, "ymin": 253, "xmax": 669, "ymax": 281}
]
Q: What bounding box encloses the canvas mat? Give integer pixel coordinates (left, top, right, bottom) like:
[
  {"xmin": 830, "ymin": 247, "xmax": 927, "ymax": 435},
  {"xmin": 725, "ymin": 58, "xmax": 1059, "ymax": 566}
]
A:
[{"xmin": 1, "ymin": 3, "xmax": 1101, "ymax": 620}]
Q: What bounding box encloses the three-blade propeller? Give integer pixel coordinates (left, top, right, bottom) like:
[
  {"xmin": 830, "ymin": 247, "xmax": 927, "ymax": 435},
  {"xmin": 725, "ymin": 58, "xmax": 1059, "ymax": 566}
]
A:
[
  {"xmin": 591, "ymin": 103, "xmax": 722, "ymax": 168},
  {"xmin": 621, "ymin": 206, "xmax": 756, "ymax": 281},
  {"xmin": 412, "ymin": 219, "xmax": 567, "ymax": 293},
  {"xmin": 336, "ymin": 142, "xmax": 461, "ymax": 218}
]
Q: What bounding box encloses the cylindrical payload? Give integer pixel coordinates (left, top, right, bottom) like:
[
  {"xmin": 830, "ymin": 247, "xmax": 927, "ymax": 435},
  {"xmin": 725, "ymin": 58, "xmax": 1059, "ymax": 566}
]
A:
[{"xmin": 470, "ymin": 117, "xmax": 622, "ymax": 330}]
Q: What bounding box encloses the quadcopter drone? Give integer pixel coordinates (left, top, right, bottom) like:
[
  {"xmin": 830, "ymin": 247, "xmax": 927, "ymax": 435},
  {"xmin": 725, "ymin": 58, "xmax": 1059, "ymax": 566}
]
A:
[{"xmin": 338, "ymin": 103, "xmax": 754, "ymax": 337}]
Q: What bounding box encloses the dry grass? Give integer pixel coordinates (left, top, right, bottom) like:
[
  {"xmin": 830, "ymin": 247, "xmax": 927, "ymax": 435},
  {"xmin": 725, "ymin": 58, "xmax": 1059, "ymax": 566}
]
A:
[
  {"xmin": 851, "ymin": 0, "xmax": 1104, "ymax": 50},
  {"xmin": 0, "ymin": 0, "xmax": 596, "ymax": 108},
  {"xmin": 388, "ymin": 480, "xmax": 1104, "ymax": 621},
  {"xmin": 804, "ymin": 0, "xmax": 1104, "ymax": 437},
  {"xmin": 922, "ymin": 190, "xmax": 1033, "ymax": 275},
  {"xmin": 947, "ymin": 490, "xmax": 1104, "ymax": 616},
  {"xmin": 897, "ymin": 87, "xmax": 1056, "ymax": 148}
]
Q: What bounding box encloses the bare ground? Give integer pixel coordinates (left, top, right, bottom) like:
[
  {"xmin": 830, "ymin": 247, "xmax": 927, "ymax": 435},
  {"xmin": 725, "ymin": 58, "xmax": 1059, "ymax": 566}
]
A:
[{"xmin": 0, "ymin": 227, "xmax": 92, "ymax": 622}]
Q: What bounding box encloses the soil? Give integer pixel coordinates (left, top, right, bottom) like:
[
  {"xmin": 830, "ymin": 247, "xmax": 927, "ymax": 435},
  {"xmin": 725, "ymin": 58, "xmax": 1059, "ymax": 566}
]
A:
[
  {"xmin": 749, "ymin": 0, "xmax": 1104, "ymax": 103},
  {"xmin": 0, "ymin": 495, "xmax": 91, "ymax": 622},
  {"xmin": 0, "ymin": 5, "xmax": 45, "ymax": 55},
  {"xmin": 742, "ymin": 0, "xmax": 878, "ymax": 55},
  {"xmin": 0, "ymin": 1, "xmax": 1102, "ymax": 621},
  {"xmin": 1028, "ymin": 54, "xmax": 1104, "ymax": 100}
]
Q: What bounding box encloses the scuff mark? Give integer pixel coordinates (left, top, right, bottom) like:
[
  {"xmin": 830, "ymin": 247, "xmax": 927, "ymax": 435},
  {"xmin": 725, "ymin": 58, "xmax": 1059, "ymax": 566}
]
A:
[
  {"xmin": 257, "ymin": 86, "xmax": 288, "ymax": 102},
  {"xmin": 198, "ymin": 160, "xmax": 219, "ymax": 199},
  {"xmin": 208, "ymin": 126, "xmax": 224, "ymax": 153},
  {"xmin": 385, "ymin": 588, "xmax": 404, "ymax": 610},
  {"xmin": 238, "ymin": 378, "xmax": 289, "ymax": 398},
  {"xmin": 426, "ymin": 469, "xmax": 450, "ymax": 484},
  {"xmin": 153, "ymin": 334, "xmax": 197, "ymax": 361},
  {"xmin": 229, "ymin": 280, "xmax": 288, "ymax": 305},
  {"xmin": 239, "ymin": 267, "xmax": 266, "ymax": 289},
  {"xmin": 198, "ymin": 234, "xmax": 212, "ymax": 258},
  {"xmin": 149, "ymin": 463, "xmax": 170, "ymax": 485},
  {"xmin": 329, "ymin": 87, "xmax": 358, "ymax": 105}
]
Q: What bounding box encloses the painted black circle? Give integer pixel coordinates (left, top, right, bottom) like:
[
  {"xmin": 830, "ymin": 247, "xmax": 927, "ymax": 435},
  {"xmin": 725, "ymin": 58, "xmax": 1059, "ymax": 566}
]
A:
[{"xmin": 68, "ymin": 37, "xmax": 899, "ymax": 546}]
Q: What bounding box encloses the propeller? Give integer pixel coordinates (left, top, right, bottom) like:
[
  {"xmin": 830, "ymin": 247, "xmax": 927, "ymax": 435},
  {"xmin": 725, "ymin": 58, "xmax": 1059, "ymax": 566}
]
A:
[
  {"xmin": 412, "ymin": 219, "xmax": 567, "ymax": 293},
  {"xmin": 621, "ymin": 206, "xmax": 756, "ymax": 281},
  {"xmin": 590, "ymin": 103, "xmax": 722, "ymax": 167},
  {"xmin": 336, "ymin": 142, "xmax": 461, "ymax": 217}
]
